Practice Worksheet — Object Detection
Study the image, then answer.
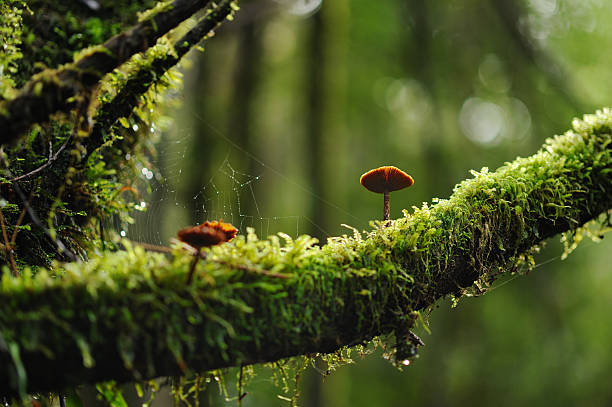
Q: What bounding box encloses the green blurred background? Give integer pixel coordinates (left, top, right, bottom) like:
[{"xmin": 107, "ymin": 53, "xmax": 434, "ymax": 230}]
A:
[{"xmin": 132, "ymin": 0, "xmax": 612, "ymax": 405}]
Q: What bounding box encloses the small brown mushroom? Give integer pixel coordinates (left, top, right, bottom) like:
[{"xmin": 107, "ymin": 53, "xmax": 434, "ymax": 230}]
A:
[
  {"xmin": 177, "ymin": 220, "xmax": 238, "ymax": 285},
  {"xmin": 360, "ymin": 166, "xmax": 414, "ymax": 221}
]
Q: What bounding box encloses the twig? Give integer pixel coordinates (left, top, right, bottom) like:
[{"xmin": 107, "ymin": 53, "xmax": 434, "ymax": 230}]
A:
[
  {"xmin": 10, "ymin": 201, "xmax": 29, "ymax": 247},
  {"xmin": 130, "ymin": 241, "xmax": 173, "ymax": 253},
  {"xmin": 10, "ymin": 179, "xmax": 77, "ymax": 262},
  {"xmin": 0, "ymin": 209, "xmax": 18, "ymax": 275},
  {"xmin": 9, "ymin": 136, "xmax": 73, "ymax": 182},
  {"xmin": 238, "ymin": 365, "xmax": 247, "ymax": 406}
]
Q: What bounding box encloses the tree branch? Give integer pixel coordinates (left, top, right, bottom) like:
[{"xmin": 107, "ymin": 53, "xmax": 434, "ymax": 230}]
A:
[
  {"xmin": 85, "ymin": 1, "xmax": 235, "ymax": 155},
  {"xmin": 0, "ymin": 0, "xmax": 214, "ymax": 146},
  {"xmin": 0, "ymin": 110, "xmax": 611, "ymax": 397}
]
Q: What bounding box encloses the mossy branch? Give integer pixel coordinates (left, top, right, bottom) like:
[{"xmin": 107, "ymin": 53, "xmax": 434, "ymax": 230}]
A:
[
  {"xmin": 86, "ymin": 1, "xmax": 235, "ymax": 155},
  {"xmin": 1, "ymin": 110, "xmax": 611, "ymax": 397},
  {"xmin": 0, "ymin": 0, "xmax": 215, "ymax": 146}
]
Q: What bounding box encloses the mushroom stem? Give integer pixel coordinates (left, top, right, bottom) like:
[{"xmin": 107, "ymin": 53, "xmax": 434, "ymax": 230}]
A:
[
  {"xmin": 383, "ymin": 190, "xmax": 390, "ymax": 221},
  {"xmin": 186, "ymin": 248, "xmax": 202, "ymax": 285}
]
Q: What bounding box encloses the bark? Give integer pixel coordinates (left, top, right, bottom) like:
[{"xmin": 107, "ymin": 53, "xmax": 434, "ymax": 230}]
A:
[{"xmin": 0, "ymin": 109, "xmax": 610, "ymax": 397}]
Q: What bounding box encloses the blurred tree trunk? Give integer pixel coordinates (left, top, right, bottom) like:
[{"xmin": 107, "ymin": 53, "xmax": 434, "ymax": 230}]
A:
[
  {"xmin": 304, "ymin": 0, "xmax": 349, "ymax": 241},
  {"xmin": 228, "ymin": 19, "xmax": 264, "ymax": 226},
  {"xmin": 402, "ymin": 0, "xmax": 452, "ymax": 197},
  {"xmin": 305, "ymin": 9, "xmax": 326, "ymax": 244},
  {"xmin": 187, "ymin": 57, "xmax": 214, "ymax": 226},
  {"xmin": 303, "ymin": 9, "xmax": 326, "ymax": 407}
]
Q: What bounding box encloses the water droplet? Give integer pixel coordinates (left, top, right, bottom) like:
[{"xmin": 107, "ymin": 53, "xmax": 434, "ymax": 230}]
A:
[{"xmin": 401, "ymin": 359, "xmax": 411, "ymax": 366}]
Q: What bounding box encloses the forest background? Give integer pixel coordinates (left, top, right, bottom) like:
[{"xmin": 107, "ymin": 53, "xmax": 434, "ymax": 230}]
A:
[
  {"xmin": 153, "ymin": 0, "xmax": 612, "ymax": 405},
  {"xmin": 2, "ymin": 0, "xmax": 612, "ymax": 405}
]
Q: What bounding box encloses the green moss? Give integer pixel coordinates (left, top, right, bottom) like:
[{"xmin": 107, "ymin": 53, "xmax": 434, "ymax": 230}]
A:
[
  {"xmin": 15, "ymin": 0, "xmax": 157, "ymax": 87},
  {"xmin": 0, "ymin": 109, "xmax": 610, "ymax": 398},
  {"xmin": 0, "ymin": 0, "xmax": 190, "ymax": 269},
  {"xmin": 0, "ymin": 0, "xmax": 27, "ymax": 99}
]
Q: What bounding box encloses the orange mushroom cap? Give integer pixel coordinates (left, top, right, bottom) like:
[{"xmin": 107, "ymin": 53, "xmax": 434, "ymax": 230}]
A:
[
  {"xmin": 360, "ymin": 166, "xmax": 414, "ymax": 193},
  {"xmin": 177, "ymin": 220, "xmax": 238, "ymax": 249}
]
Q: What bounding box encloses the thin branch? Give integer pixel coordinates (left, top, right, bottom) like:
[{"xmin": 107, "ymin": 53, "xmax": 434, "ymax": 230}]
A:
[
  {"xmin": 0, "ymin": 187, "xmax": 34, "ymax": 276},
  {"xmin": 9, "ymin": 136, "xmax": 72, "ymax": 182},
  {"xmin": 130, "ymin": 241, "xmax": 173, "ymax": 253},
  {"xmin": 0, "ymin": 209, "xmax": 18, "ymax": 276},
  {"xmin": 0, "ymin": 0, "xmax": 215, "ymax": 146},
  {"xmin": 2, "ymin": 172, "xmax": 78, "ymax": 262},
  {"xmin": 10, "ymin": 203, "xmax": 28, "ymax": 246}
]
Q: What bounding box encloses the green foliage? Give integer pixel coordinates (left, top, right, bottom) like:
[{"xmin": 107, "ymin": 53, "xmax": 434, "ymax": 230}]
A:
[
  {"xmin": 15, "ymin": 0, "xmax": 157, "ymax": 87},
  {"xmin": 0, "ymin": 0, "xmax": 27, "ymax": 99},
  {"xmin": 0, "ymin": 0, "xmax": 184, "ymax": 269},
  {"xmin": 96, "ymin": 382, "xmax": 129, "ymax": 407}
]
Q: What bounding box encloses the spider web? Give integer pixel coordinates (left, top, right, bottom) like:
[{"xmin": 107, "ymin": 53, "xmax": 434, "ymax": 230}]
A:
[{"xmin": 120, "ymin": 118, "xmax": 362, "ymax": 247}]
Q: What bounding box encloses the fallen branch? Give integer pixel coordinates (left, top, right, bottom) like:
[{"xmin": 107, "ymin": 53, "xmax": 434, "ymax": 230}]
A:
[{"xmin": 0, "ymin": 110, "xmax": 611, "ymax": 397}]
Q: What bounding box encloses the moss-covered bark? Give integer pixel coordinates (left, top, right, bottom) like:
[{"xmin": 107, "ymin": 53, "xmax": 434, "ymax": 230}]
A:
[
  {"xmin": 0, "ymin": 110, "xmax": 611, "ymax": 397},
  {"xmin": 0, "ymin": 0, "xmax": 218, "ymax": 145}
]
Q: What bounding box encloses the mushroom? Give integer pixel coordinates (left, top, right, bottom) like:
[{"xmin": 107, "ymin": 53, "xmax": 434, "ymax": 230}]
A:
[
  {"xmin": 177, "ymin": 220, "xmax": 238, "ymax": 285},
  {"xmin": 360, "ymin": 166, "xmax": 414, "ymax": 222}
]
